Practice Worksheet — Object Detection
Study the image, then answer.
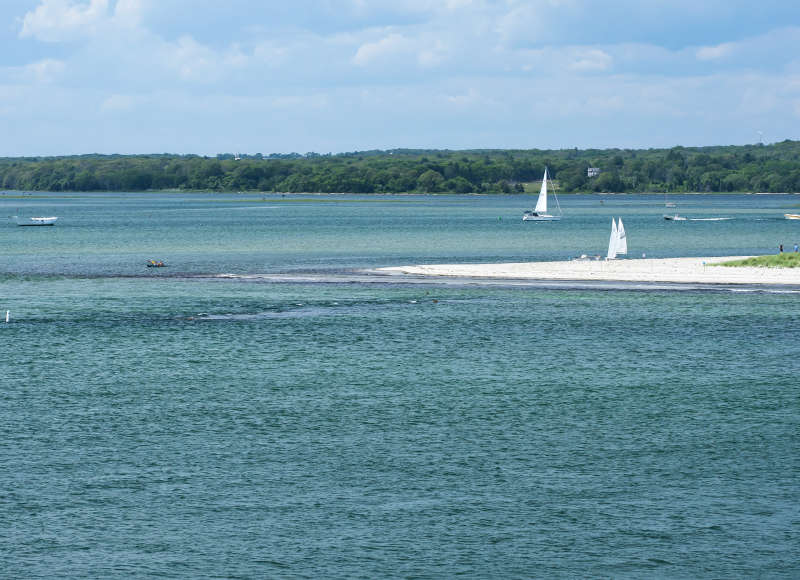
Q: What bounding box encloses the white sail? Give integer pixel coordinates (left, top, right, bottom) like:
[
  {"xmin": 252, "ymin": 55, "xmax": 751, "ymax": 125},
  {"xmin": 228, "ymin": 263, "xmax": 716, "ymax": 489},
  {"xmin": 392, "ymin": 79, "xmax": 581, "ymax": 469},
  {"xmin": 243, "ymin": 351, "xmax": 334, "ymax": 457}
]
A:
[
  {"xmin": 534, "ymin": 167, "xmax": 548, "ymax": 213},
  {"xmin": 616, "ymin": 218, "xmax": 627, "ymax": 255},
  {"xmin": 606, "ymin": 218, "xmax": 618, "ymax": 260}
]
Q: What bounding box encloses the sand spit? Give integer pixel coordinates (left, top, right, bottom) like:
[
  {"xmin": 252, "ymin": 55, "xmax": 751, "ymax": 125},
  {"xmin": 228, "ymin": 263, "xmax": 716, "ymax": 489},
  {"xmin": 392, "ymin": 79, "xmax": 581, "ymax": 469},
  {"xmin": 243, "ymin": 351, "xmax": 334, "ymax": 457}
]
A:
[{"xmin": 378, "ymin": 256, "xmax": 800, "ymax": 285}]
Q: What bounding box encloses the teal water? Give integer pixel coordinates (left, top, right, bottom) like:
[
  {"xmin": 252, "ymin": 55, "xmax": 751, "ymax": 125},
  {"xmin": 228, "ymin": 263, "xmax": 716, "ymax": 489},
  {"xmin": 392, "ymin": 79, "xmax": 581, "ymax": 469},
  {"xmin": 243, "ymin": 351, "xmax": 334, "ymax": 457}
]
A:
[{"xmin": 1, "ymin": 193, "xmax": 799, "ymax": 578}]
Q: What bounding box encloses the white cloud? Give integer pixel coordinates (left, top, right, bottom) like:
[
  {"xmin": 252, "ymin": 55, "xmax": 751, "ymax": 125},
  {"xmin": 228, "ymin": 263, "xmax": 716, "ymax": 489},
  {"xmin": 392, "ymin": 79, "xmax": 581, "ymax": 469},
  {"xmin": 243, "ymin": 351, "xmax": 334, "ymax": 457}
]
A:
[
  {"xmin": 167, "ymin": 36, "xmax": 223, "ymax": 82},
  {"xmin": 443, "ymin": 87, "xmax": 497, "ymax": 109},
  {"xmin": 25, "ymin": 59, "xmax": 67, "ymax": 83},
  {"xmin": 252, "ymin": 40, "xmax": 291, "ymax": 67},
  {"xmin": 444, "ymin": 0, "xmax": 477, "ymax": 9},
  {"xmin": 418, "ymin": 38, "xmax": 449, "ymax": 67},
  {"xmin": 515, "ymin": 46, "xmax": 614, "ymax": 75},
  {"xmin": 112, "ymin": 0, "xmax": 145, "ymax": 29},
  {"xmin": 353, "ymin": 33, "xmax": 412, "ymax": 66},
  {"xmin": 271, "ymin": 94, "xmax": 329, "ymax": 109},
  {"xmin": 569, "ymin": 49, "xmax": 612, "ymax": 72},
  {"xmin": 19, "ymin": 0, "xmax": 145, "ymax": 42},
  {"xmin": 0, "ymin": 58, "xmax": 66, "ymax": 87},
  {"xmin": 494, "ymin": 0, "xmax": 576, "ymax": 47},
  {"xmin": 352, "ymin": 29, "xmax": 453, "ymax": 70},
  {"xmin": 100, "ymin": 92, "xmax": 147, "ymax": 112},
  {"xmin": 696, "ymin": 42, "xmax": 735, "ymax": 61},
  {"xmin": 6, "ymin": 1, "xmax": 800, "ymax": 154},
  {"xmin": 20, "ymin": 0, "xmax": 110, "ymax": 42},
  {"xmin": 17, "ymin": 0, "xmax": 257, "ymax": 88}
]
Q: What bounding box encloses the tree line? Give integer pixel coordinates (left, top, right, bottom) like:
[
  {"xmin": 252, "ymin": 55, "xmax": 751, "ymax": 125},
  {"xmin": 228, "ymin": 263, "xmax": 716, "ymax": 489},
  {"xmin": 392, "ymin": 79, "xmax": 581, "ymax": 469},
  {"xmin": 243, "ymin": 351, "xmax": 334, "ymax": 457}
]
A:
[{"xmin": 2, "ymin": 141, "xmax": 800, "ymax": 194}]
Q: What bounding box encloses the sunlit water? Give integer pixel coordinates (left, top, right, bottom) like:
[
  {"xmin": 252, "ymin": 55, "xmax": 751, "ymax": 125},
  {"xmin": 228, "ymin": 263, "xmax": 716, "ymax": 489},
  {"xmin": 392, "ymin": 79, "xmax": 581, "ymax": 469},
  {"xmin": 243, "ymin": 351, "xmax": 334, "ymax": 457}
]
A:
[{"xmin": 1, "ymin": 192, "xmax": 798, "ymax": 578}]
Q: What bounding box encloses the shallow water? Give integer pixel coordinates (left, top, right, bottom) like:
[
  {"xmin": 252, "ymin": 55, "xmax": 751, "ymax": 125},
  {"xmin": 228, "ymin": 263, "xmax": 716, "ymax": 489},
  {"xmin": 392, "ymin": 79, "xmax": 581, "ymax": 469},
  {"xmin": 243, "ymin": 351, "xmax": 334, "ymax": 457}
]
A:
[
  {"xmin": 2, "ymin": 191, "xmax": 799, "ymax": 276},
  {"xmin": 1, "ymin": 192, "xmax": 798, "ymax": 578}
]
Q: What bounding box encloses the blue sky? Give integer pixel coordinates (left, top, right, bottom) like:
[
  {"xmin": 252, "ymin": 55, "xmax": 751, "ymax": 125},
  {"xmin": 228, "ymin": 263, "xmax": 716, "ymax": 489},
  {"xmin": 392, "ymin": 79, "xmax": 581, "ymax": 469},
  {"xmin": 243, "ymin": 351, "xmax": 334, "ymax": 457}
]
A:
[{"xmin": 1, "ymin": 0, "xmax": 799, "ymax": 155}]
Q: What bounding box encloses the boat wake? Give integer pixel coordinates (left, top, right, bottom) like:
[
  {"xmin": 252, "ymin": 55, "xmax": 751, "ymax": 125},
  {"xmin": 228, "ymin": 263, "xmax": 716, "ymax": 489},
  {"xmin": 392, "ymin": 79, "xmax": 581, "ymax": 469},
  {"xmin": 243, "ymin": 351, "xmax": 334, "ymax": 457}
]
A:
[{"xmin": 727, "ymin": 287, "xmax": 800, "ymax": 294}]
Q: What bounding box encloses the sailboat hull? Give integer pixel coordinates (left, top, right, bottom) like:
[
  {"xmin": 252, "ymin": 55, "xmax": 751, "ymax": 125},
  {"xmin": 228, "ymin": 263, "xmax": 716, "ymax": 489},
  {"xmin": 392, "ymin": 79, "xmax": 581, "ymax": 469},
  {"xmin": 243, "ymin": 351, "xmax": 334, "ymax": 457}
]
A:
[
  {"xmin": 15, "ymin": 216, "xmax": 58, "ymax": 226},
  {"xmin": 523, "ymin": 214, "xmax": 561, "ymax": 221}
]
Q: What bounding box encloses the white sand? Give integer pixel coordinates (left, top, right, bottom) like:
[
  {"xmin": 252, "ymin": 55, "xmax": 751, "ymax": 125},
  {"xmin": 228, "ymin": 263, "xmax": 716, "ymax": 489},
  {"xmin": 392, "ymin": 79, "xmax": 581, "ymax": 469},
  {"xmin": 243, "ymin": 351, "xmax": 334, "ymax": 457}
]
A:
[{"xmin": 378, "ymin": 256, "xmax": 800, "ymax": 285}]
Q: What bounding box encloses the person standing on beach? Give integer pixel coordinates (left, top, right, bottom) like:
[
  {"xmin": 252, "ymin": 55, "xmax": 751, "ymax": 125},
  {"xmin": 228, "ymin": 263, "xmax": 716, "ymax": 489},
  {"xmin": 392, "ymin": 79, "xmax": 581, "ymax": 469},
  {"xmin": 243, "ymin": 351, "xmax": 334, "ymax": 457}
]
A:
[
  {"xmin": 794, "ymin": 243, "xmax": 798, "ymax": 253},
  {"xmin": 779, "ymin": 244, "xmax": 783, "ymax": 253}
]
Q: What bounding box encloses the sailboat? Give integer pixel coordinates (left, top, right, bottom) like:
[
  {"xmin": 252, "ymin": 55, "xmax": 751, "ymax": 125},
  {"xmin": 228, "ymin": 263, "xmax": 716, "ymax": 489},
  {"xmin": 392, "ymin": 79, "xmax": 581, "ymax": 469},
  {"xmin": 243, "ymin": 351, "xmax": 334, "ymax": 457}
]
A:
[
  {"xmin": 523, "ymin": 167, "xmax": 562, "ymax": 221},
  {"xmin": 617, "ymin": 217, "xmax": 627, "ymax": 255},
  {"xmin": 606, "ymin": 217, "xmax": 627, "ymax": 260}
]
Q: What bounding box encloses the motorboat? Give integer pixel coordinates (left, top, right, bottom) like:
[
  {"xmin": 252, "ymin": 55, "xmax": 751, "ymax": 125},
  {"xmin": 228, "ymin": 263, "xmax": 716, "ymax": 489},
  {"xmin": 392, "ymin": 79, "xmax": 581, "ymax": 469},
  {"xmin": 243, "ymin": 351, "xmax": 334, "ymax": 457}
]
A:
[{"xmin": 14, "ymin": 216, "xmax": 58, "ymax": 226}]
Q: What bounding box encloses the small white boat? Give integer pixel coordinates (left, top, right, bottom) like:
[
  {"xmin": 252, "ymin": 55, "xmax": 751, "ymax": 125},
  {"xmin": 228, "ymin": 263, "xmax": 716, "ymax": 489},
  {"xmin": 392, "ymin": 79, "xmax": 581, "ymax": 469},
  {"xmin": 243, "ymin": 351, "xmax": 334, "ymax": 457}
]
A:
[
  {"xmin": 606, "ymin": 217, "xmax": 627, "ymax": 260},
  {"xmin": 663, "ymin": 214, "xmax": 686, "ymax": 221},
  {"xmin": 14, "ymin": 216, "xmax": 58, "ymax": 226},
  {"xmin": 523, "ymin": 167, "xmax": 562, "ymax": 221},
  {"xmin": 785, "ymin": 213, "xmax": 800, "ymax": 220}
]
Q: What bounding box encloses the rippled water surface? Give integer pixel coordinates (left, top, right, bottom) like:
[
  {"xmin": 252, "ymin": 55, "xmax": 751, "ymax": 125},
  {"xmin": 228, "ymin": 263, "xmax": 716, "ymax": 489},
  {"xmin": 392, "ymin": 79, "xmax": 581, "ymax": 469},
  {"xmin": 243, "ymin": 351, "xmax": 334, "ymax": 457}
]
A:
[{"xmin": 1, "ymin": 192, "xmax": 798, "ymax": 578}]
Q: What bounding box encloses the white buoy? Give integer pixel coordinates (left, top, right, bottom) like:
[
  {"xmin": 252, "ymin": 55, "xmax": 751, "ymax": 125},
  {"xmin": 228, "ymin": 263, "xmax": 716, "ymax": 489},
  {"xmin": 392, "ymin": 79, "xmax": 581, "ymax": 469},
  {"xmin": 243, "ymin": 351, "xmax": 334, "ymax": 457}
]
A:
[{"xmin": 5, "ymin": 310, "xmax": 9, "ymax": 323}]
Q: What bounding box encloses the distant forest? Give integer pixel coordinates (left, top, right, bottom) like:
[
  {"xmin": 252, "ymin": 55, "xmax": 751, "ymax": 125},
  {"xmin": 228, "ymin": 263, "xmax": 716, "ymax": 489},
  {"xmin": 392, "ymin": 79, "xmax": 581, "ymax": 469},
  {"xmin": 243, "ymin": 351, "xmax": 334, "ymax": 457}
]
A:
[{"xmin": 2, "ymin": 140, "xmax": 800, "ymax": 194}]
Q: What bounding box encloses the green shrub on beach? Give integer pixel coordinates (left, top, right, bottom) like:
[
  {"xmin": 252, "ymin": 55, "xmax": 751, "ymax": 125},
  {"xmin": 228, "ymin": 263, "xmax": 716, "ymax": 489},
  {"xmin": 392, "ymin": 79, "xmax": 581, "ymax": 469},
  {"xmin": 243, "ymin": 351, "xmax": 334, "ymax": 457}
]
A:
[{"xmin": 715, "ymin": 254, "xmax": 800, "ymax": 268}]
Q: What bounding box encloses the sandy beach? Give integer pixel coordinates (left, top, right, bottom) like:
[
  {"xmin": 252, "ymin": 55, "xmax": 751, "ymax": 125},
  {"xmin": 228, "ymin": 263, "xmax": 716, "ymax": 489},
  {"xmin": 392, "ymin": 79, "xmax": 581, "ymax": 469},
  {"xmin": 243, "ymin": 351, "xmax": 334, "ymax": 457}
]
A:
[{"xmin": 378, "ymin": 256, "xmax": 800, "ymax": 285}]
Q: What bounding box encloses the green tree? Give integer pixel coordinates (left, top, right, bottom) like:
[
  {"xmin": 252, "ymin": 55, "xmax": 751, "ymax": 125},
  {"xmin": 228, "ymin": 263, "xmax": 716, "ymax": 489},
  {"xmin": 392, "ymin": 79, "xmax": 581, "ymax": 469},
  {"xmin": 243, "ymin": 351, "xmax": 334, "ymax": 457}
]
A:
[
  {"xmin": 417, "ymin": 169, "xmax": 445, "ymax": 192},
  {"xmin": 444, "ymin": 176, "xmax": 474, "ymax": 193}
]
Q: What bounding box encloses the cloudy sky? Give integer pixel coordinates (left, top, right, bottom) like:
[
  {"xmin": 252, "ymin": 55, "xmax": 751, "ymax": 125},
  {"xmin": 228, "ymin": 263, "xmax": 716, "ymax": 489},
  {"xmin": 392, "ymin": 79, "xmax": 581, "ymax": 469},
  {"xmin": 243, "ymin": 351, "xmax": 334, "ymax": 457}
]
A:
[{"xmin": 1, "ymin": 0, "xmax": 799, "ymax": 155}]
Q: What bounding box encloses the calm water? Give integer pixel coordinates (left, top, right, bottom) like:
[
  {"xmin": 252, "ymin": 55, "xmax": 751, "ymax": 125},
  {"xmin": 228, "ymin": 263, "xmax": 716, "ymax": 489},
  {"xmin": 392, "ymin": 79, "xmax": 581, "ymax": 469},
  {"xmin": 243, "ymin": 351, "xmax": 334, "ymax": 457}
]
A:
[{"xmin": 1, "ymin": 192, "xmax": 799, "ymax": 578}]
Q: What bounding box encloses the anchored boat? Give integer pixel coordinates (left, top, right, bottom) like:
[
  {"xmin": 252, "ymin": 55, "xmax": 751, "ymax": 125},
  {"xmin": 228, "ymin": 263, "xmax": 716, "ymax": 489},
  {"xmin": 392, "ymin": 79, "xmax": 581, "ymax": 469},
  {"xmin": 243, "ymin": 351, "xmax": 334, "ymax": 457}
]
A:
[{"xmin": 14, "ymin": 216, "xmax": 58, "ymax": 226}]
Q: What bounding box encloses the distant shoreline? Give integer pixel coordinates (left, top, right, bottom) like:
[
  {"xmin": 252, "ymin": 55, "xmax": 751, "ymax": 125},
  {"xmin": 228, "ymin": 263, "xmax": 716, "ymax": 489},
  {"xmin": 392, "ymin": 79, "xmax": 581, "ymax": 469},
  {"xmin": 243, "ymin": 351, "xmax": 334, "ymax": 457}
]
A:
[
  {"xmin": 378, "ymin": 257, "xmax": 800, "ymax": 286},
  {"xmin": 3, "ymin": 142, "xmax": 800, "ymax": 194},
  {"xmin": 3, "ymin": 189, "xmax": 799, "ymax": 196}
]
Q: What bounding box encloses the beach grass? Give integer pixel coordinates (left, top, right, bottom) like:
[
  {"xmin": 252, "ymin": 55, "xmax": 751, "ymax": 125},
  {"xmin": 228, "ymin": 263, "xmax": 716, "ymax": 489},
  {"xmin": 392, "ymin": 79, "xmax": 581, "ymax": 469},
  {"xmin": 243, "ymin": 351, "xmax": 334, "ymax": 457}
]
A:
[{"xmin": 715, "ymin": 253, "xmax": 800, "ymax": 268}]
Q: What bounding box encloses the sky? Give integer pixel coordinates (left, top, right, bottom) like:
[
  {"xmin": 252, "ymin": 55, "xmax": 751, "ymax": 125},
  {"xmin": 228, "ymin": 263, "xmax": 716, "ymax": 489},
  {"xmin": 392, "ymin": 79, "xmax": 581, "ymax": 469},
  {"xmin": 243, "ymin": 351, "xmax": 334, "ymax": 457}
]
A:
[{"xmin": 1, "ymin": 0, "xmax": 799, "ymax": 156}]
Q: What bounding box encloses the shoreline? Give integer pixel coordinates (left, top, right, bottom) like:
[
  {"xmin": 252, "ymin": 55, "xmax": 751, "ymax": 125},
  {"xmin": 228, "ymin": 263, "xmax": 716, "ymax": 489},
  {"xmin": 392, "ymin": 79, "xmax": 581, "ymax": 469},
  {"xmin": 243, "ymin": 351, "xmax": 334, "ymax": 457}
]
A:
[
  {"xmin": 3, "ymin": 189, "xmax": 800, "ymax": 196},
  {"xmin": 378, "ymin": 256, "xmax": 800, "ymax": 286}
]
